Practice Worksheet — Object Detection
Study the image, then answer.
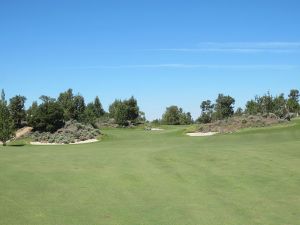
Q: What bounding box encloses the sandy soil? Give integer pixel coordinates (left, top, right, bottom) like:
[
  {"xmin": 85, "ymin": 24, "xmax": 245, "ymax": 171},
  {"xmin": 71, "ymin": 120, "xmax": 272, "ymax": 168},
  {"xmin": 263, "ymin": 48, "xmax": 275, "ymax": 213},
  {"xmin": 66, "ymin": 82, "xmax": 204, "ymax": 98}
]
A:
[
  {"xmin": 30, "ymin": 139, "xmax": 99, "ymax": 145},
  {"xmin": 151, "ymin": 128, "xmax": 164, "ymax": 131},
  {"xmin": 0, "ymin": 127, "xmax": 33, "ymax": 145},
  {"xmin": 16, "ymin": 127, "xmax": 33, "ymax": 139},
  {"xmin": 186, "ymin": 132, "xmax": 218, "ymax": 137}
]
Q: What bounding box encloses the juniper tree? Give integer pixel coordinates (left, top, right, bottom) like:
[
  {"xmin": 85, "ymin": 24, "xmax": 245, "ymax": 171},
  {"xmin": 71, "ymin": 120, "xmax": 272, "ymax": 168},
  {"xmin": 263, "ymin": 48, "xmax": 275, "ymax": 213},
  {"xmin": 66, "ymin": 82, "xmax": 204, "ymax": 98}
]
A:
[
  {"xmin": 94, "ymin": 96, "xmax": 105, "ymax": 117},
  {"xmin": 9, "ymin": 95, "xmax": 26, "ymax": 128},
  {"xmin": 198, "ymin": 100, "xmax": 214, "ymax": 123},
  {"xmin": 0, "ymin": 90, "xmax": 15, "ymax": 146},
  {"xmin": 287, "ymin": 89, "xmax": 299, "ymax": 114},
  {"xmin": 214, "ymin": 94, "xmax": 235, "ymax": 119},
  {"xmin": 162, "ymin": 106, "xmax": 181, "ymax": 125}
]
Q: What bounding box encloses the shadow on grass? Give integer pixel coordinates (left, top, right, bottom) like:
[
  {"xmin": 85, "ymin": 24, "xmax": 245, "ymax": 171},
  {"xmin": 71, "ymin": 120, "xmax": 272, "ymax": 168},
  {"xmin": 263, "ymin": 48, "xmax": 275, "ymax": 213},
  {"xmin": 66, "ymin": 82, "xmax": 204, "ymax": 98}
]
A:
[
  {"xmin": 6, "ymin": 139, "xmax": 29, "ymax": 147},
  {"xmin": 7, "ymin": 143, "xmax": 26, "ymax": 147}
]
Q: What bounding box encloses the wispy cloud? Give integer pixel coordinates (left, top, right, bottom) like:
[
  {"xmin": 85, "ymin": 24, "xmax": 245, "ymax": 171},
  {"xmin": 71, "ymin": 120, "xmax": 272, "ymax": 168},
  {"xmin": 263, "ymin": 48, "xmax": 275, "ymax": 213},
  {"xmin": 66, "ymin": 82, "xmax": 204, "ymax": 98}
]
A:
[
  {"xmin": 148, "ymin": 42, "xmax": 300, "ymax": 53},
  {"xmin": 65, "ymin": 64, "xmax": 299, "ymax": 70},
  {"xmin": 121, "ymin": 64, "xmax": 298, "ymax": 69},
  {"xmin": 197, "ymin": 42, "xmax": 300, "ymax": 48}
]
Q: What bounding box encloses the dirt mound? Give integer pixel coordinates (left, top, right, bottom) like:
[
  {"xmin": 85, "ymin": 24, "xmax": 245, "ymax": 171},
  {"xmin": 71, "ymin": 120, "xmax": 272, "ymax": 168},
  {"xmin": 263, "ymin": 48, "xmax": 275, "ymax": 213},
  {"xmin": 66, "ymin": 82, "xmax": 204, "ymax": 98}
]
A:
[
  {"xmin": 16, "ymin": 127, "xmax": 33, "ymax": 139},
  {"xmin": 197, "ymin": 115, "xmax": 286, "ymax": 133}
]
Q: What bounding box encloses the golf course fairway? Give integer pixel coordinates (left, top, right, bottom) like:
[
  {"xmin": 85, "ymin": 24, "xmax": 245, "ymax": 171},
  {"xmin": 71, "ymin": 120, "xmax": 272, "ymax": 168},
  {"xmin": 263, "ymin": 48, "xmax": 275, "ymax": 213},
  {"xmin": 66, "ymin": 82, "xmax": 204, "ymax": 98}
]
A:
[{"xmin": 0, "ymin": 120, "xmax": 299, "ymax": 225}]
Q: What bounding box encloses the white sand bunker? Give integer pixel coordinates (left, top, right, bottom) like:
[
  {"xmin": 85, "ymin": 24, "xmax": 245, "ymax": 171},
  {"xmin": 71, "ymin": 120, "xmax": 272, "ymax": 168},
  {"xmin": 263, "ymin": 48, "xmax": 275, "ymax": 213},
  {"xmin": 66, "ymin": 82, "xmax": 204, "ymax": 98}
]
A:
[
  {"xmin": 30, "ymin": 139, "xmax": 99, "ymax": 145},
  {"xmin": 186, "ymin": 132, "xmax": 218, "ymax": 137},
  {"xmin": 151, "ymin": 128, "xmax": 164, "ymax": 131}
]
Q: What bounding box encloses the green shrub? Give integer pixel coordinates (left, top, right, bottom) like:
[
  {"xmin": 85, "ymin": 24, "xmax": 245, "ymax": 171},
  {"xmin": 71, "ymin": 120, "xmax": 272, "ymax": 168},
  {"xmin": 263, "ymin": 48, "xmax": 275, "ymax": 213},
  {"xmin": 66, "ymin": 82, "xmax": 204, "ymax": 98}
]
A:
[
  {"xmin": 27, "ymin": 120, "xmax": 101, "ymax": 144},
  {"xmin": 242, "ymin": 119, "xmax": 247, "ymax": 124},
  {"xmin": 63, "ymin": 139, "xmax": 70, "ymax": 144},
  {"xmin": 48, "ymin": 137, "xmax": 55, "ymax": 143},
  {"xmin": 79, "ymin": 136, "xmax": 86, "ymax": 141}
]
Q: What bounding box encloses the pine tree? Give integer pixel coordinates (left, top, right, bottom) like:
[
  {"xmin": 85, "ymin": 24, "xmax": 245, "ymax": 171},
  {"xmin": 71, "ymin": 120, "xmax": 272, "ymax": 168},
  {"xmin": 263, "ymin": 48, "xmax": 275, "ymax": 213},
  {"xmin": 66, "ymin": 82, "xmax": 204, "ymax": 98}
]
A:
[
  {"xmin": 94, "ymin": 96, "xmax": 105, "ymax": 117},
  {"xmin": 9, "ymin": 95, "xmax": 26, "ymax": 128},
  {"xmin": 0, "ymin": 90, "xmax": 15, "ymax": 146},
  {"xmin": 287, "ymin": 89, "xmax": 299, "ymax": 114}
]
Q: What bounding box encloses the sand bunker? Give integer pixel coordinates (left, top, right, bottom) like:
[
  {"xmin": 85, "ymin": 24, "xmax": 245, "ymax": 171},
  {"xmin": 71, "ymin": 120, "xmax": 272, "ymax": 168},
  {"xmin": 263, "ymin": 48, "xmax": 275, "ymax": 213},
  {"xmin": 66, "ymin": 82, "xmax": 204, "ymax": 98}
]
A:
[
  {"xmin": 151, "ymin": 128, "xmax": 164, "ymax": 131},
  {"xmin": 186, "ymin": 132, "xmax": 218, "ymax": 137},
  {"xmin": 30, "ymin": 139, "xmax": 99, "ymax": 145}
]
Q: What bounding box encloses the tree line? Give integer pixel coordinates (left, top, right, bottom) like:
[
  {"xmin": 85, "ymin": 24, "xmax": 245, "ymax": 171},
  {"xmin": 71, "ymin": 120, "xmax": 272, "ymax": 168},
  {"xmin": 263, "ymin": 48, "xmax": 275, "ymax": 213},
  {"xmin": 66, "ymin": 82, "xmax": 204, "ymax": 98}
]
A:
[
  {"xmin": 158, "ymin": 89, "xmax": 299, "ymax": 125},
  {"xmin": 0, "ymin": 89, "xmax": 141, "ymax": 145},
  {"xmin": 0, "ymin": 88, "xmax": 299, "ymax": 145}
]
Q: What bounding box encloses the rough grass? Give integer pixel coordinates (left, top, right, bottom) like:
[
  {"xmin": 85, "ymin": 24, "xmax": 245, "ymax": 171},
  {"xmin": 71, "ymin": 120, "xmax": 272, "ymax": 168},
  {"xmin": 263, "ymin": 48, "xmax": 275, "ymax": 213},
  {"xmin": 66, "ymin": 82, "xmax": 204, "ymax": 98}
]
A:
[{"xmin": 0, "ymin": 120, "xmax": 299, "ymax": 225}]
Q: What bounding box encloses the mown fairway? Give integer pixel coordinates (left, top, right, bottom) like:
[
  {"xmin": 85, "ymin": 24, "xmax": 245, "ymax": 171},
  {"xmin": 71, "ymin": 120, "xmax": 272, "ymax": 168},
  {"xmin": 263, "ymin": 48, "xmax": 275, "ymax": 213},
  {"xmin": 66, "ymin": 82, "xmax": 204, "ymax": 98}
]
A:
[{"xmin": 0, "ymin": 121, "xmax": 299, "ymax": 225}]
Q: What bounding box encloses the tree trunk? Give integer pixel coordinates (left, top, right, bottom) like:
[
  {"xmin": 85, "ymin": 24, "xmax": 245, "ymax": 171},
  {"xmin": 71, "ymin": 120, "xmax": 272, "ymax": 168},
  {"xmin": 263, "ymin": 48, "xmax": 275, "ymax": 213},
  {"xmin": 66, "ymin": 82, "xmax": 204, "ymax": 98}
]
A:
[{"xmin": 3, "ymin": 141, "xmax": 6, "ymax": 146}]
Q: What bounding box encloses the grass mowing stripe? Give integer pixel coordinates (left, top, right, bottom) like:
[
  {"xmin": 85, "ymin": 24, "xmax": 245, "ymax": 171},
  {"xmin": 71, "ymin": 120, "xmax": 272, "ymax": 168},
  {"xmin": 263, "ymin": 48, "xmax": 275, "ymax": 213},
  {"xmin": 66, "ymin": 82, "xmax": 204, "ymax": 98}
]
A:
[{"xmin": 0, "ymin": 120, "xmax": 299, "ymax": 224}]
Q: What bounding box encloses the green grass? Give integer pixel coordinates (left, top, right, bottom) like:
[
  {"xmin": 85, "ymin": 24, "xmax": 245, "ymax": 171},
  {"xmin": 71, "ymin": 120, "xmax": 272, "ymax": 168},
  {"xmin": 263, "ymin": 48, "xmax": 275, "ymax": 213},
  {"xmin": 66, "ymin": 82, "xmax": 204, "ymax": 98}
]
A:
[
  {"xmin": 0, "ymin": 120, "xmax": 299, "ymax": 225},
  {"xmin": 7, "ymin": 138, "xmax": 32, "ymax": 147}
]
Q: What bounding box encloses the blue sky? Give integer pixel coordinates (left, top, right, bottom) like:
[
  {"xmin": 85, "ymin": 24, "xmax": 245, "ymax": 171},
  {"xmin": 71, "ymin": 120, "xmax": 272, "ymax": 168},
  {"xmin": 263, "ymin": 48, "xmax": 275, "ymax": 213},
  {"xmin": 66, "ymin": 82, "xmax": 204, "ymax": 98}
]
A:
[{"xmin": 1, "ymin": 0, "xmax": 299, "ymax": 120}]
